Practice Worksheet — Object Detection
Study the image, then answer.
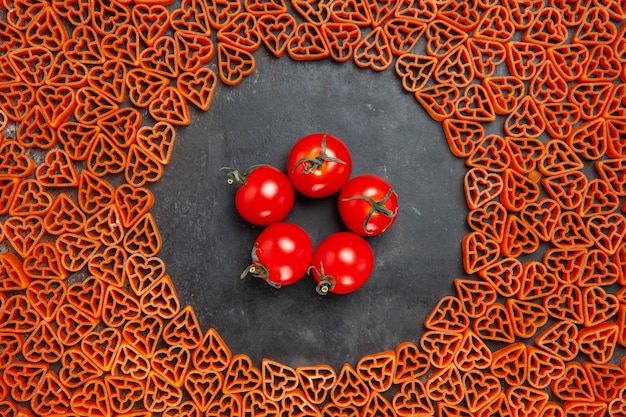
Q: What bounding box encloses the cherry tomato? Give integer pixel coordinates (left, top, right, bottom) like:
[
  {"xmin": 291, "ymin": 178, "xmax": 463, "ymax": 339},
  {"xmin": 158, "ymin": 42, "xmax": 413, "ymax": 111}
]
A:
[
  {"xmin": 223, "ymin": 165, "xmax": 295, "ymax": 226},
  {"xmin": 241, "ymin": 222, "xmax": 313, "ymax": 288},
  {"xmin": 287, "ymin": 133, "xmax": 352, "ymax": 198},
  {"xmin": 310, "ymin": 232, "xmax": 374, "ymax": 295},
  {"xmin": 338, "ymin": 174, "xmax": 398, "ymax": 236}
]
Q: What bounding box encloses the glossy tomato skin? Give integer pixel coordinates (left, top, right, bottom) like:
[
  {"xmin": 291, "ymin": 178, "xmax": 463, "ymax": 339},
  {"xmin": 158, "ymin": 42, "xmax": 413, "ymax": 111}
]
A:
[
  {"xmin": 287, "ymin": 133, "xmax": 352, "ymax": 198},
  {"xmin": 310, "ymin": 232, "xmax": 374, "ymax": 295},
  {"xmin": 232, "ymin": 166, "xmax": 295, "ymax": 226},
  {"xmin": 338, "ymin": 174, "xmax": 398, "ymax": 236},
  {"xmin": 246, "ymin": 222, "xmax": 313, "ymax": 287}
]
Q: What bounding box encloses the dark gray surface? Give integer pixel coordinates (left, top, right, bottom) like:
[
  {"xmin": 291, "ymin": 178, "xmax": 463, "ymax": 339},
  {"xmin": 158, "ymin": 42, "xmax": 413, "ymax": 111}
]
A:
[{"xmin": 150, "ymin": 51, "xmax": 469, "ymax": 369}]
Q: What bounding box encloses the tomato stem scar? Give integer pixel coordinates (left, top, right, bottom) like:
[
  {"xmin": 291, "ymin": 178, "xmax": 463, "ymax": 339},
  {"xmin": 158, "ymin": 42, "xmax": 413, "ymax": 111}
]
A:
[
  {"xmin": 241, "ymin": 245, "xmax": 281, "ymax": 288},
  {"xmin": 309, "ymin": 263, "xmax": 336, "ymax": 295},
  {"xmin": 293, "ymin": 134, "xmax": 346, "ymax": 174},
  {"xmin": 342, "ymin": 188, "xmax": 398, "ymax": 234}
]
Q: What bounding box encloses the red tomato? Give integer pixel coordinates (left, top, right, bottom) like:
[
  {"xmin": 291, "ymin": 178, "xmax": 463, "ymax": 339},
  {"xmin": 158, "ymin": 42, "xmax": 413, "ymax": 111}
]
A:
[
  {"xmin": 287, "ymin": 133, "xmax": 352, "ymax": 198},
  {"xmin": 310, "ymin": 232, "xmax": 374, "ymax": 295},
  {"xmin": 241, "ymin": 222, "xmax": 313, "ymax": 287},
  {"xmin": 338, "ymin": 174, "xmax": 398, "ymax": 236},
  {"xmin": 224, "ymin": 166, "xmax": 295, "ymax": 226}
]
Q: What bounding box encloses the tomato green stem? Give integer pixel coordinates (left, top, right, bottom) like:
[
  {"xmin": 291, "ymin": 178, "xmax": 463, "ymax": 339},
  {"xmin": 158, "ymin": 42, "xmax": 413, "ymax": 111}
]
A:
[
  {"xmin": 220, "ymin": 167, "xmax": 247, "ymax": 185},
  {"xmin": 342, "ymin": 188, "xmax": 397, "ymax": 235},
  {"xmin": 240, "ymin": 245, "xmax": 281, "ymax": 288},
  {"xmin": 309, "ymin": 264, "xmax": 336, "ymax": 296},
  {"xmin": 293, "ymin": 134, "xmax": 346, "ymax": 174}
]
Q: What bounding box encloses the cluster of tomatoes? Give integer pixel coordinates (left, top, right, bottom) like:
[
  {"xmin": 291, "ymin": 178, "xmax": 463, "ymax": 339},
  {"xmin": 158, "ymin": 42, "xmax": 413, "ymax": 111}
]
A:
[{"xmin": 224, "ymin": 133, "xmax": 398, "ymax": 295}]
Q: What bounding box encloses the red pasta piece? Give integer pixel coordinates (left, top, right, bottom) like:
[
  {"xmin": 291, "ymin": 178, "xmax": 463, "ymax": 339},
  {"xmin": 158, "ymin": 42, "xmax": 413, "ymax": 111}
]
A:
[
  {"xmin": 526, "ymin": 345, "xmax": 565, "ymax": 389},
  {"xmin": 143, "ymin": 371, "xmax": 183, "ymax": 413},
  {"xmin": 506, "ymin": 385, "xmax": 549, "ymax": 417},
  {"xmin": 436, "ymin": 0, "xmax": 479, "ymax": 31},
  {"xmin": 320, "ymin": 21, "xmax": 361, "ymax": 63},
  {"xmin": 584, "ymin": 362, "xmax": 626, "ymax": 401},
  {"xmin": 523, "ymin": 7, "xmax": 568, "ymax": 46},
  {"xmin": 579, "ymin": 322, "xmax": 618, "ymax": 364},
  {"xmin": 596, "ymin": 158, "xmax": 626, "ymax": 196},
  {"xmin": 519, "ymin": 261, "xmax": 558, "ymax": 301},
  {"xmin": 62, "ymin": 24, "xmax": 104, "ymax": 64},
  {"xmin": 26, "ymin": 279, "xmax": 66, "ymax": 322},
  {"xmin": 0, "ymin": 140, "xmax": 35, "ymax": 179},
  {"xmin": 184, "ymin": 369, "xmax": 222, "ymax": 411},
  {"xmin": 22, "ymin": 320, "xmax": 64, "ymax": 363},
  {"xmin": 392, "ymin": 379, "xmax": 434, "ymax": 417},
  {"xmin": 473, "ymin": 302, "xmax": 516, "ymax": 343},
  {"xmin": 224, "ymin": 353, "xmax": 262, "ymax": 394},
  {"xmin": 0, "ymin": 82, "xmax": 37, "ymax": 122},
  {"xmin": 534, "ymin": 320, "xmax": 579, "ymax": 361},
  {"xmin": 151, "ymin": 345, "xmax": 191, "ymax": 387},
  {"xmin": 280, "ymin": 389, "xmax": 319, "ymax": 417},
  {"xmin": 131, "ymin": 4, "xmax": 171, "ymax": 46},
  {"xmin": 454, "ymin": 330, "xmax": 492, "ymax": 372},
  {"xmin": 81, "ymin": 327, "xmax": 122, "ymax": 372},
  {"xmin": 101, "ymin": 24, "xmax": 141, "ymax": 67},
  {"xmin": 125, "ymin": 144, "xmax": 163, "ymax": 187},
  {"xmin": 606, "ymin": 119, "xmax": 626, "ymax": 158},
  {"xmin": 121, "ymin": 315, "xmax": 163, "ymax": 358},
  {"xmin": 257, "ymin": 13, "xmax": 297, "ymax": 58},
  {"xmin": 287, "ymin": 22, "xmax": 330, "ymax": 60},
  {"xmin": 581, "ymin": 44, "xmax": 621, "ymax": 82},
  {"xmin": 467, "ymin": 38, "xmax": 506, "ymax": 78},
  {"xmin": 87, "ymin": 61, "xmax": 127, "ymax": 105},
  {"xmin": 88, "ymin": 245, "xmax": 127, "ymax": 287},
  {"xmin": 541, "ymin": 102, "xmax": 582, "ymax": 140},
  {"xmin": 425, "ymin": 20, "xmax": 467, "ymax": 58},
  {"xmin": 217, "ymin": 12, "xmax": 260, "ymax": 53},
  {"xmin": 44, "ymin": 193, "xmax": 86, "ymax": 235},
  {"xmin": 393, "ymin": 341, "xmax": 430, "ymax": 384},
  {"xmin": 3, "ymin": 362, "xmax": 48, "ymax": 403},
  {"xmin": 482, "ymin": 76, "xmax": 525, "ymax": 115},
  {"xmin": 504, "ymin": 96, "xmax": 545, "ymax": 138},
  {"xmin": 177, "ymin": 68, "xmax": 218, "ymax": 111},
  {"xmin": 583, "ymin": 286, "xmax": 619, "ymax": 327},
  {"xmin": 462, "ymin": 231, "xmax": 500, "ymax": 274},
  {"xmin": 539, "ymin": 139, "xmax": 584, "ymax": 177},
  {"xmin": 84, "ymin": 205, "xmax": 124, "ymax": 246},
  {"xmin": 552, "ymin": 361, "xmax": 595, "ymax": 402},
  {"xmin": 356, "ymin": 350, "xmax": 396, "ymax": 392},
  {"xmin": 291, "ymin": 0, "xmax": 332, "ymax": 25},
  {"xmin": 425, "ymin": 365, "xmax": 464, "ymax": 404},
  {"xmin": 542, "ymin": 171, "xmax": 587, "ymax": 211},
  {"xmin": 125, "ymin": 253, "xmax": 166, "ymax": 296},
  {"xmin": 394, "ymin": 0, "xmax": 437, "ymax": 23},
  {"xmin": 454, "ymin": 278, "xmax": 497, "ymax": 319},
  {"xmin": 111, "ymin": 343, "xmax": 151, "ymax": 380},
  {"xmin": 573, "ymin": 6, "xmax": 617, "ymax": 45},
  {"xmin": 296, "ymin": 364, "xmax": 335, "ymax": 404},
  {"xmin": 105, "ymin": 374, "xmax": 145, "ymax": 414},
  {"xmin": 415, "ymin": 83, "xmax": 459, "ymax": 122},
  {"xmin": 4, "ymin": 215, "xmax": 46, "ymax": 257},
  {"xmin": 474, "ymin": 5, "xmax": 515, "ymax": 42},
  {"xmin": 126, "ymin": 68, "xmax": 170, "ymax": 108},
  {"xmin": 568, "ymin": 82, "xmax": 612, "ymax": 120},
  {"xmin": 57, "ymin": 122, "xmax": 98, "ymax": 161},
  {"xmin": 547, "ymin": 43, "xmax": 590, "ymax": 81},
  {"xmin": 551, "ymin": 211, "xmax": 594, "ymax": 249},
  {"xmin": 329, "ymin": 0, "xmax": 370, "ymax": 25},
  {"xmin": 139, "ymin": 275, "xmax": 180, "ymax": 319},
  {"xmin": 70, "ymin": 378, "xmax": 112, "ymax": 417},
  {"xmin": 580, "ymin": 179, "xmax": 620, "ymax": 217},
  {"xmin": 441, "ymin": 118, "xmax": 484, "ymax": 157},
  {"xmin": 424, "ymin": 296, "xmax": 470, "ymax": 333},
  {"xmin": 35, "ymin": 149, "xmax": 78, "ymax": 188},
  {"xmin": 171, "ymin": 0, "xmax": 213, "ymax": 33},
  {"xmin": 8, "ymin": 46, "xmax": 53, "ymax": 87},
  {"xmin": 462, "ymin": 369, "xmax": 501, "ymax": 413},
  {"xmin": 192, "ymin": 327, "xmax": 232, "ymax": 372},
  {"xmin": 463, "ymin": 167, "xmax": 503, "ymax": 210},
  {"xmin": 262, "ymin": 358, "xmax": 298, "ymax": 402},
  {"xmin": 124, "ymin": 213, "xmax": 163, "ymax": 256},
  {"xmin": 207, "ymin": 393, "xmax": 243, "ymax": 417},
  {"xmin": 455, "ymin": 84, "xmax": 495, "ymax": 122},
  {"xmin": 59, "ymin": 347, "xmax": 103, "ymax": 388},
  {"xmin": 419, "ymin": 330, "xmax": 463, "ymax": 369},
  {"xmin": 383, "ymin": 18, "xmax": 425, "ymax": 56},
  {"xmin": 115, "ymin": 184, "xmax": 154, "ymax": 229},
  {"xmin": 23, "ymin": 242, "xmax": 66, "ymax": 280},
  {"xmin": 353, "ymin": 26, "xmax": 392, "ymax": 71},
  {"xmin": 586, "ymin": 213, "xmax": 626, "ymax": 254},
  {"xmin": 55, "ymin": 304, "xmax": 99, "ymax": 347},
  {"xmin": 90, "ymin": 0, "xmax": 130, "ymax": 36},
  {"xmin": 543, "ymin": 284, "xmax": 585, "ymax": 324},
  {"xmin": 467, "ymin": 134, "xmax": 511, "ymax": 173},
  {"xmin": 31, "ymin": 371, "xmax": 72, "ymax": 416},
  {"xmin": 67, "ymin": 277, "xmax": 106, "ymax": 318},
  {"xmin": 434, "ymin": 45, "xmax": 475, "ymax": 88},
  {"xmin": 242, "ymin": 389, "xmax": 279, "ymax": 417},
  {"xmin": 102, "ymin": 286, "xmax": 141, "ymax": 327},
  {"xmin": 501, "ymin": 169, "xmax": 540, "ymax": 212},
  {"xmin": 217, "ymin": 42, "xmax": 256, "ymax": 86},
  {"xmin": 245, "ymin": 0, "xmax": 288, "ymax": 15},
  {"xmin": 466, "ymin": 201, "xmax": 506, "ymax": 243}
]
